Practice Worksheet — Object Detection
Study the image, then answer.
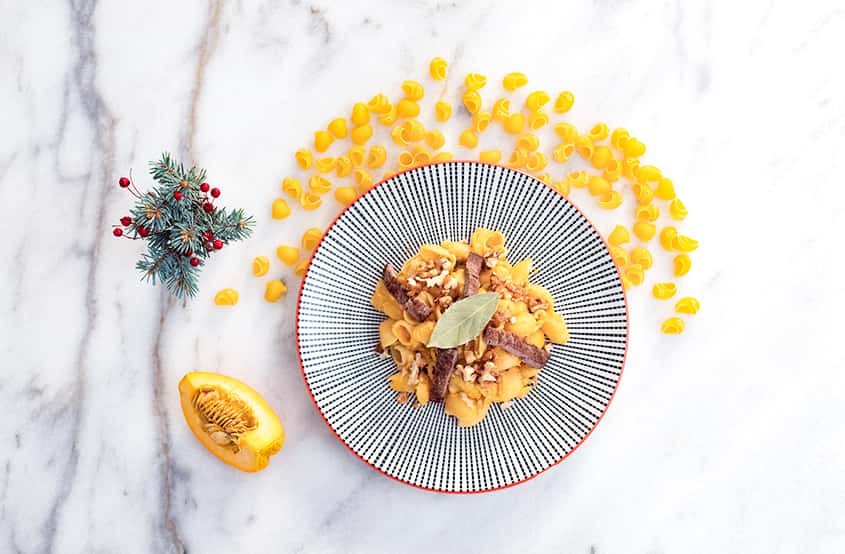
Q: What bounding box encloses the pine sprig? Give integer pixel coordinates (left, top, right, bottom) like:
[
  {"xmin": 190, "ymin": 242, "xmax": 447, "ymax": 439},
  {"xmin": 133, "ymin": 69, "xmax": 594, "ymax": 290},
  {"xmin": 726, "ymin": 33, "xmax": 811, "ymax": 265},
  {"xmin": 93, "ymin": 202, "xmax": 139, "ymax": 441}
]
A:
[{"xmin": 112, "ymin": 152, "xmax": 255, "ymax": 299}]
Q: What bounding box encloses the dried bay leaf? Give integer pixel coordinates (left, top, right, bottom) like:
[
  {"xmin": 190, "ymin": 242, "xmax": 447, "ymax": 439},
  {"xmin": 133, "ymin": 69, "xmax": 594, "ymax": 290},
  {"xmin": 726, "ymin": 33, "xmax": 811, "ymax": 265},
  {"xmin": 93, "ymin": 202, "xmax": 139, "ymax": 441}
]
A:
[{"xmin": 427, "ymin": 292, "xmax": 499, "ymax": 349}]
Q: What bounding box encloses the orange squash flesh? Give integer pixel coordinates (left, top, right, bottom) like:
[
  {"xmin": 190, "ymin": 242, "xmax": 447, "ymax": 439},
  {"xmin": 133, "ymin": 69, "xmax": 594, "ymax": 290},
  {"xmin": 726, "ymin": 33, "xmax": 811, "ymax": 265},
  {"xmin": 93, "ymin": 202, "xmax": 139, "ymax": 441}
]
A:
[{"xmin": 179, "ymin": 372, "xmax": 285, "ymax": 472}]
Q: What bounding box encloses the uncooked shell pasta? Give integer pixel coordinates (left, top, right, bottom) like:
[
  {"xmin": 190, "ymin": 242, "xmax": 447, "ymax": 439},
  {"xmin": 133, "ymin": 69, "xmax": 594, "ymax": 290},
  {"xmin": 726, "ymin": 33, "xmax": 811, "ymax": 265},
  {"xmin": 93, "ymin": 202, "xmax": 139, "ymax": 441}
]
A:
[
  {"xmin": 492, "ymin": 98, "xmax": 510, "ymax": 121},
  {"xmin": 472, "ymin": 111, "xmax": 492, "ymax": 133},
  {"xmin": 252, "ymin": 256, "xmax": 270, "ymax": 277},
  {"xmin": 348, "ymin": 146, "xmax": 366, "ymax": 167},
  {"xmin": 425, "ymin": 129, "xmax": 446, "ymax": 150},
  {"xmin": 335, "ymin": 156, "xmax": 353, "ymax": 178},
  {"xmin": 659, "ymin": 226, "xmax": 677, "ymax": 251},
  {"xmin": 354, "ymin": 168, "xmax": 373, "ymax": 192},
  {"xmin": 391, "ymin": 125, "xmax": 409, "ymax": 147},
  {"xmin": 465, "ymin": 73, "xmax": 487, "ymax": 89},
  {"xmin": 588, "ymin": 122, "xmax": 609, "ymax": 142},
  {"xmin": 553, "ymin": 91, "xmax": 574, "ymax": 113},
  {"xmin": 299, "ymin": 192, "xmax": 321, "ymax": 210},
  {"xmin": 554, "ymin": 179, "xmax": 570, "ymax": 197},
  {"xmin": 314, "ymin": 130, "xmax": 333, "ymax": 153},
  {"xmin": 633, "ymin": 221, "xmax": 657, "ymax": 242},
  {"xmin": 611, "ymin": 128, "xmax": 630, "ymax": 150},
  {"xmin": 295, "ymin": 148, "xmax": 313, "ymax": 170},
  {"xmin": 401, "ymin": 80, "xmax": 424, "ymax": 100},
  {"xmin": 315, "ymin": 157, "xmax": 335, "ymax": 173},
  {"xmin": 525, "ymin": 91, "xmax": 550, "ymax": 111},
  {"xmin": 636, "ymin": 165, "xmax": 662, "ymax": 183},
  {"xmin": 591, "ymin": 145, "xmax": 614, "ymax": 169},
  {"xmin": 566, "ymin": 171, "xmax": 588, "ymax": 188},
  {"xmin": 587, "ymin": 175, "xmax": 611, "ymax": 197},
  {"xmin": 552, "ymin": 143, "xmax": 574, "ymax": 163},
  {"xmin": 661, "ymin": 317, "xmax": 684, "ymax": 334},
  {"xmin": 610, "ymin": 245, "xmax": 629, "ymax": 268},
  {"xmin": 308, "ymin": 175, "xmax": 332, "ymax": 194},
  {"xmin": 328, "ymin": 117, "xmax": 348, "ymax": 139},
  {"xmin": 282, "ymin": 177, "xmax": 302, "ymax": 200},
  {"xmin": 432, "ymin": 151, "xmax": 453, "ymax": 162},
  {"xmin": 429, "ymin": 57, "xmax": 447, "ymax": 80},
  {"xmin": 675, "ymin": 297, "xmax": 700, "ymax": 315},
  {"xmin": 630, "ymin": 246, "xmax": 653, "ymax": 269},
  {"xmin": 351, "ymin": 103, "xmax": 369, "ymax": 126},
  {"xmin": 396, "ymin": 98, "xmax": 420, "ymax": 118},
  {"xmin": 507, "ymin": 148, "xmax": 528, "ymax": 168},
  {"xmin": 652, "ymin": 282, "xmax": 677, "ymax": 300},
  {"xmin": 574, "ymin": 135, "xmax": 594, "ymax": 160},
  {"xmin": 502, "ymin": 72, "xmax": 528, "ymax": 91},
  {"xmin": 669, "ymin": 198, "xmax": 688, "ymax": 220},
  {"xmin": 435, "ymin": 101, "xmax": 452, "ymax": 122},
  {"xmin": 553, "ymin": 122, "xmax": 577, "ymax": 143},
  {"xmin": 367, "ymin": 93, "xmax": 391, "ymax": 114},
  {"xmin": 294, "ymin": 259, "xmax": 309, "ymax": 277},
  {"xmin": 655, "ymin": 178, "xmax": 676, "ymax": 200},
  {"xmin": 367, "ymin": 145, "xmax": 387, "ymax": 168},
  {"xmin": 397, "ymin": 150, "xmax": 415, "ymax": 170},
  {"xmin": 528, "ymin": 110, "xmax": 549, "ymax": 130},
  {"xmin": 462, "ymin": 90, "xmax": 482, "ymax": 114},
  {"xmin": 635, "ymin": 204, "xmax": 659, "ymax": 222},
  {"xmin": 632, "ymin": 181, "xmax": 654, "ymax": 205},
  {"xmin": 351, "ymin": 124, "xmax": 373, "ymax": 145},
  {"xmin": 623, "ymin": 137, "xmax": 646, "ymax": 157},
  {"xmin": 624, "ymin": 263, "xmax": 645, "ymax": 286},
  {"xmin": 459, "ymin": 129, "xmax": 479, "ymax": 148},
  {"xmin": 335, "ymin": 186, "xmax": 357, "ymax": 206},
  {"xmin": 598, "ymin": 190, "xmax": 623, "ymax": 209},
  {"xmin": 276, "ymin": 245, "xmax": 299, "ymax": 266},
  {"xmin": 302, "ymin": 227, "xmax": 322, "ymax": 251},
  {"xmin": 623, "ymin": 157, "xmax": 640, "ymax": 179},
  {"xmin": 504, "ymin": 113, "xmax": 525, "ymax": 134},
  {"xmin": 608, "ymin": 225, "xmax": 630, "ymax": 246},
  {"xmin": 671, "ymin": 234, "xmax": 698, "ymax": 252},
  {"xmin": 526, "ymin": 152, "xmax": 548, "ymax": 172},
  {"xmin": 272, "ymin": 198, "xmax": 291, "ymax": 219},
  {"xmin": 603, "ymin": 159, "xmax": 622, "ymax": 182},
  {"xmin": 673, "ymin": 253, "xmax": 691, "ymax": 276},
  {"xmin": 378, "ymin": 105, "xmax": 398, "ymax": 126},
  {"xmin": 516, "ymin": 133, "xmax": 540, "ymax": 152},
  {"xmin": 412, "ymin": 145, "xmax": 431, "ymax": 165},
  {"xmin": 479, "ymin": 149, "xmax": 502, "ymax": 164}
]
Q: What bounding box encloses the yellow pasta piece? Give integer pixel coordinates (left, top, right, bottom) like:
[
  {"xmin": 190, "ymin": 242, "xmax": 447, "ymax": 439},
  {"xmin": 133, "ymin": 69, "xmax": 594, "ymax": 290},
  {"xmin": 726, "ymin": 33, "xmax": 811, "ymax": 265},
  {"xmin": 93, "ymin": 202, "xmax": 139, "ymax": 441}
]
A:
[
  {"xmin": 527, "ymin": 110, "xmax": 549, "ymax": 130},
  {"xmin": 632, "ymin": 181, "xmax": 655, "ymax": 205},
  {"xmin": 655, "ymin": 178, "xmax": 676, "ymax": 200},
  {"xmin": 675, "ymin": 297, "xmax": 700, "ymax": 315},
  {"xmin": 327, "ymin": 117, "xmax": 347, "ymax": 139},
  {"xmin": 366, "ymin": 93, "xmax": 391, "ymax": 114},
  {"xmin": 299, "ymin": 192, "xmax": 321, "ymax": 210},
  {"xmin": 348, "ymin": 146, "xmax": 366, "ymax": 167},
  {"xmin": 401, "ymin": 80, "xmax": 424, "ymax": 101},
  {"xmin": 276, "ymin": 245, "xmax": 299, "ymax": 266},
  {"xmin": 673, "ymin": 253, "xmax": 691, "ymax": 277},
  {"xmin": 294, "ymin": 148, "xmax": 313, "ymax": 170},
  {"xmin": 308, "ymin": 175, "xmax": 332, "ymax": 194},
  {"xmin": 465, "ymin": 73, "xmax": 487, "ymax": 89},
  {"xmin": 252, "ymin": 256, "xmax": 270, "ymax": 277},
  {"xmin": 397, "ymin": 150, "xmax": 415, "ymax": 170},
  {"xmin": 574, "ymin": 135, "xmax": 594, "ymax": 160},
  {"xmin": 552, "ymin": 143, "xmax": 575, "ymax": 163},
  {"xmin": 301, "ymin": 227, "xmax": 322, "ymax": 251},
  {"xmin": 542, "ymin": 312, "xmax": 569, "ymax": 344},
  {"xmin": 591, "ymin": 146, "xmax": 614, "ymax": 169},
  {"xmin": 624, "ymin": 263, "xmax": 645, "ymax": 286},
  {"xmin": 350, "ymin": 124, "xmax": 373, "ymax": 145},
  {"xmin": 435, "ymin": 100, "xmax": 452, "ymax": 122},
  {"xmin": 669, "ymin": 198, "xmax": 688, "ymax": 220},
  {"xmin": 391, "ymin": 124, "xmax": 409, "ymax": 147},
  {"xmin": 525, "ymin": 91, "xmax": 550, "ymax": 111},
  {"xmin": 472, "ymin": 111, "xmax": 492, "ymax": 133},
  {"xmin": 412, "ymin": 145, "xmax": 431, "ymax": 165},
  {"xmin": 620, "ymin": 276, "xmax": 633, "ymax": 290},
  {"xmin": 623, "ymin": 137, "xmax": 646, "ymax": 157},
  {"xmin": 429, "ymin": 57, "xmax": 447, "ymax": 80},
  {"xmin": 396, "ymin": 98, "xmax": 420, "ymax": 118},
  {"xmin": 313, "ymin": 130, "xmax": 333, "ymax": 153},
  {"xmin": 214, "ymin": 288, "xmax": 239, "ymax": 306},
  {"xmin": 635, "ymin": 204, "xmax": 659, "ymax": 222},
  {"xmin": 553, "ymin": 122, "xmax": 577, "ymax": 143},
  {"xmin": 652, "ymin": 282, "xmax": 677, "ymax": 300},
  {"xmin": 587, "ymin": 175, "xmax": 610, "ymax": 196},
  {"xmin": 516, "ymin": 133, "xmax": 539, "ymax": 152},
  {"xmin": 315, "ymin": 157, "xmax": 335, "ymax": 173},
  {"xmin": 603, "ymin": 158, "xmax": 622, "ymax": 182},
  {"xmin": 502, "ymin": 72, "xmax": 528, "ymax": 91},
  {"xmin": 659, "ymin": 226, "xmax": 678, "ymax": 251},
  {"xmin": 525, "ymin": 152, "xmax": 548, "ymax": 172},
  {"xmin": 350, "ymin": 102, "xmax": 369, "ymax": 126},
  {"xmin": 553, "ymin": 179, "xmax": 570, "ymax": 197},
  {"xmin": 630, "ymin": 246, "xmax": 653, "ymax": 269},
  {"xmin": 335, "ymin": 156, "xmax": 352, "ymax": 178},
  {"xmin": 504, "ymin": 113, "xmax": 525, "ymax": 134},
  {"xmin": 622, "ymin": 157, "xmax": 640, "ymax": 179},
  {"xmin": 671, "ymin": 234, "xmax": 699, "ymax": 252},
  {"xmin": 609, "ymin": 245, "xmax": 629, "ymax": 268},
  {"xmin": 354, "ymin": 168, "xmax": 373, "ymax": 193},
  {"xmin": 661, "ymin": 317, "xmax": 684, "ymax": 334},
  {"xmin": 608, "ymin": 225, "xmax": 630, "ymax": 246},
  {"xmin": 507, "ymin": 148, "xmax": 528, "ymax": 169},
  {"xmin": 598, "ymin": 189, "xmax": 623, "ymax": 209},
  {"xmin": 382, "ymin": 170, "xmax": 396, "ymax": 180},
  {"xmin": 378, "ymin": 104, "xmax": 398, "ymax": 126},
  {"xmin": 366, "ymin": 145, "xmax": 387, "ymax": 169},
  {"xmin": 536, "ymin": 172, "xmax": 552, "ymax": 185},
  {"xmin": 610, "ymin": 128, "xmax": 630, "ymax": 151},
  {"xmin": 588, "ymin": 122, "xmax": 609, "ymax": 141},
  {"xmin": 553, "ymin": 91, "xmax": 574, "ymax": 113},
  {"xmin": 271, "ymin": 198, "xmax": 291, "ymax": 219},
  {"xmin": 282, "ymin": 177, "xmax": 303, "ymax": 201},
  {"xmin": 425, "ymin": 129, "xmax": 445, "ymax": 150},
  {"xmin": 264, "ymin": 279, "xmax": 287, "ymax": 303},
  {"xmin": 432, "ymin": 152, "xmax": 453, "ymax": 162},
  {"xmin": 633, "ymin": 221, "xmax": 656, "ymax": 242},
  {"xmin": 294, "ymin": 259, "xmax": 309, "ymax": 277},
  {"xmin": 334, "ymin": 186, "xmax": 357, "ymax": 206},
  {"xmin": 479, "ymin": 149, "xmax": 502, "ymax": 164},
  {"xmin": 636, "ymin": 165, "xmax": 662, "ymax": 183},
  {"xmin": 492, "ymin": 98, "xmax": 510, "ymax": 121},
  {"xmin": 462, "ymin": 89, "xmax": 482, "ymax": 114},
  {"xmin": 459, "ymin": 129, "xmax": 479, "ymax": 149},
  {"xmin": 566, "ymin": 171, "xmax": 588, "ymax": 188},
  {"xmin": 403, "ymin": 119, "xmax": 425, "ymax": 142}
]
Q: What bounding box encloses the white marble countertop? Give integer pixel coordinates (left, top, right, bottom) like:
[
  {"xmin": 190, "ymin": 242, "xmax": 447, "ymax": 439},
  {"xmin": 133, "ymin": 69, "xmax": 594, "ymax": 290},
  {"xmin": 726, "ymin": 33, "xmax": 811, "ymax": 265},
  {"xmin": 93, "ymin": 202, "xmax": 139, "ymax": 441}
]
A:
[{"xmin": 2, "ymin": 1, "xmax": 844, "ymax": 552}]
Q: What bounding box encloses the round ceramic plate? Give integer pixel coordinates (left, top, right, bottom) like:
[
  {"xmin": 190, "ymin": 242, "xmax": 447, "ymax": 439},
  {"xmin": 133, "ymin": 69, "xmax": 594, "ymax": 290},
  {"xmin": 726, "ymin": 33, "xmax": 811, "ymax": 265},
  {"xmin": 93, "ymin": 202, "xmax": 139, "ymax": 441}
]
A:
[{"xmin": 296, "ymin": 161, "xmax": 628, "ymax": 493}]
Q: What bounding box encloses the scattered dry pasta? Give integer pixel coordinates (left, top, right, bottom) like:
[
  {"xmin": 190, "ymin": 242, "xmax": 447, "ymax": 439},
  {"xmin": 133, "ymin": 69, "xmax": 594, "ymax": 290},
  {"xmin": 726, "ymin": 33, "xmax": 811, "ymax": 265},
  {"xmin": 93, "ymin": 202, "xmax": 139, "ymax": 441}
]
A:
[
  {"xmin": 252, "ymin": 256, "xmax": 270, "ymax": 277},
  {"xmin": 429, "ymin": 57, "xmax": 447, "ymax": 80},
  {"xmin": 295, "ymin": 149, "xmax": 313, "ymax": 170},
  {"xmin": 669, "ymin": 198, "xmax": 688, "ymax": 220},
  {"xmin": 367, "ymin": 145, "xmax": 387, "ymax": 169},
  {"xmin": 276, "ymin": 245, "xmax": 299, "ymax": 266},
  {"xmin": 504, "ymin": 113, "xmax": 525, "ymax": 134},
  {"xmin": 608, "ymin": 225, "xmax": 630, "ymax": 246},
  {"xmin": 314, "ymin": 130, "xmax": 333, "ymax": 153},
  {"xmin": 528, "ymin": 110, "xmax": 549, "ymax": 130},
  {"xmin": 525, "ymin": 91, "xmax": 550, "ymax": 111},
  {"xmin": 502, "ymin": 72, "xmax": 528, "ymax": 91},
  {"xmin": 402, "ymin": 80, "xmax": 424, "ymax": 100},
  {"xmin": 264, "ymin": 279, "xmax": 287, "ymax": 303},
  {"xmin": 272, "ymin": 198, "xmax": 291, "ymax": 219},
  {"xmin": 652, "ymin": 282, "xmax": 677, "ymax": 300},
  {"xmin": 661, "ymin": 317, "xmax": 684, "ymax": 334},
  {"xmin": 675, "ymin": 297, "xmax": 700, "ymax": 315},
  {"xmin": 492, "ymin": 98, "xmax": 510, "ymax": 121},
  {"xmin": 214, "ymin": 288, "xmax": 239, "ymax": 306},
  {"xmin": 335, "ymin": 186, "xmax": 357, "ymax": 206},
  {"xmin": 435, "ymin": 100, "xmax": 452, "ymax": 122},
  {"xmin": 472, "ymin": 111, "xmax": 492, "ymax": 133},
  {"xmin": 630, "ymin": 246, "xmax": 653, "ymax": 269},
  {"xmin": 302, "ymin": 228, "xmax": 322, "ymax": 251},
  {"xmin": 459, "ymin": 129, "xmax": 479, "ymax": 148},
  {"xmin": 553, "ymin": 91, "xmax": 574, "ymax": 113},
  {"xmin": 425, "ymin": 129, "xmax": 446, "ymax": 150},
  {"xmin": 479, "ymin": 149, "xmax": 502, "ymax": 164},
  {"xmin": 462, "ymin": 90, "xmax": 482, "ymax": 114},
  {"xmin": 465, "ymin": 73, "xmax": 487, "ymax": 89},
  {"xmin": 328, "ymin": 118, "xmax": 347, "ymax": 139},
  {"xmin": 673, "ymin": 253, "xmax": 691, "ymax": 276},
  {"xmin": 633, "ymin": 221, "xmax": 657, "ymax": 242},
  {"xmin": 282, "ymin": 177, "xmax": 303, "ymax": 200}
]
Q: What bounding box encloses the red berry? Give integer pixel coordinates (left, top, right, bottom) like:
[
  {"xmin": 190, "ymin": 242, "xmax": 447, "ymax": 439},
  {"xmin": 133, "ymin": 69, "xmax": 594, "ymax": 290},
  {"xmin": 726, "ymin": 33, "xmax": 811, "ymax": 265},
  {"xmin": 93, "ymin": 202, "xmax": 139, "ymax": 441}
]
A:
[
  {"xmin": 113, "ymin": 228, "xmax": 123, "ymax": 237},
  {"xmin": 203, "ymin": 231, "xmax": 213, "ymax": 240},
  {"xmin": 210, "ymin": 187, "xmax": 221, "ymax": 198},
  {"xmin": 184, "ymin": 249, "xmax": 193, "ymax": 257},
  {"xmin": 200, "ymin": 182, "xmax": 210, "ymax": 192},
  {"xmin": 203, "ymin": 202, "xmax": 214, "ymax": 213},
  {"xmin": 120, "ymin": 216, "xmax": 132, "ymax": 226},
  {"xmin": 138, "ymin": 226, "xmax": 150, "ymax": 237},
  {"xmin": 119, "ymin": 177, "xmax": 130, "ymax": 188},
  {"xmin": 190, "ymin": 257, "xmax": 200, "ymax": 267},
  {"xmin": 213, "ymin": 239, "xmax": 223, "ymax": 250},
  {"xmin": 173, "ymin": 190, "xmax": 183, "ymax": 201}
]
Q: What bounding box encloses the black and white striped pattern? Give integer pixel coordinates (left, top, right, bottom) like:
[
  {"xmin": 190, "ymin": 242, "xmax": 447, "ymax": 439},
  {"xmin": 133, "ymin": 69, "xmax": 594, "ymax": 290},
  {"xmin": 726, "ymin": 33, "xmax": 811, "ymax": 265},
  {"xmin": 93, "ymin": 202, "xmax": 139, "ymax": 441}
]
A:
[{"xmin": 297, "ymin": 162, "xmax": 628, "ymax": 493}]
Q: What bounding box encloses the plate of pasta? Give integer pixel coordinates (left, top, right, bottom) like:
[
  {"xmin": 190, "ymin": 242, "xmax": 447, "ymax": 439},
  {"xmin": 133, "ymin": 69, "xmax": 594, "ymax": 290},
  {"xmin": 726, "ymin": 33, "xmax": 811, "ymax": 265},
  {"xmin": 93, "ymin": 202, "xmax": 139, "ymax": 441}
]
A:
[{"xmin": 296, "ymin": 161, "xmax": 628, "ymax": 493}]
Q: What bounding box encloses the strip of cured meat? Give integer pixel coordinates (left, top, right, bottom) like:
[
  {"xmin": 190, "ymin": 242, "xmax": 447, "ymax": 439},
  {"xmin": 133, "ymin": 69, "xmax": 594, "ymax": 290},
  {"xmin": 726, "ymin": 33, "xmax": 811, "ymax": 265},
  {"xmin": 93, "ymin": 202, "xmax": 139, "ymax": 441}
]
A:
[
  {"xmin": 382, "ymin": 263, "xmax": 432, "ymax": 321},
  {"xmin": 463, "ymin": 252, "xmax": 483, "ymax": 297},
  {"xmin": 431, "ymin": 348, "xmax": 459, "ymax": 402},
  {"xmin": 483, "ymin": 327, "xmax": 550, "ymax": 368}
]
